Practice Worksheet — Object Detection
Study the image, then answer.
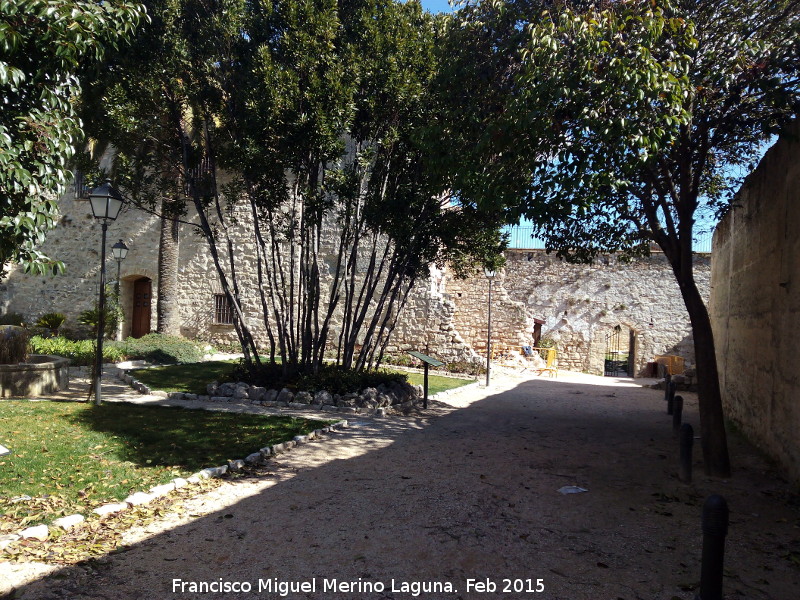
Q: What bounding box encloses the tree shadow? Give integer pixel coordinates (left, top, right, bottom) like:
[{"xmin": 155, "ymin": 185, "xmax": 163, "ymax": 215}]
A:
[{"xmin": 5, "ymin": 376, "xmax": 800, "ymax": 600}]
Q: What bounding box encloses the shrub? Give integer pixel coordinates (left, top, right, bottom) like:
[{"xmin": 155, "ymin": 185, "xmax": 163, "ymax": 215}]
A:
[
  {"xmin": 0, "ymin": 326, "xmax": 29, "ymax": 364},
  {"xmin": 118, "ymin": 334, "xmax": 204, "ymax": 365},
  {"xmin": 77, "ymin": 285, "xmax": 123, "ymax": 339},
  {"xmin": 445, "ymin": 360, "xmax": 484, "ymax": 376},
  {"xmin": 0, "ymin": 313, "xmax": 26, "ymax": 326},
  {"xmin": 29, "ymin": 336, "xmax": 124, "ymax": 366},
  {"xmin": 235, "ymin": 362, "xmax": 408, "ymax": 394},
  {"xmin": 35, "ymin": 312, "xmax": 66, "ymax": 332}
]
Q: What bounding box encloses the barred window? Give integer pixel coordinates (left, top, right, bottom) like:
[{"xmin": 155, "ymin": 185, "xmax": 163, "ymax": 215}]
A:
[{"xmin": 213, "ymin": 293, "xmax": 234, "ymax": 325}]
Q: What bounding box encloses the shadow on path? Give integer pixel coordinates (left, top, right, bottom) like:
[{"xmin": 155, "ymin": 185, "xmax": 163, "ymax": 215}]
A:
[{"xmin": 4, "ymin": 375, "xmax": 799, "ymax": 600}]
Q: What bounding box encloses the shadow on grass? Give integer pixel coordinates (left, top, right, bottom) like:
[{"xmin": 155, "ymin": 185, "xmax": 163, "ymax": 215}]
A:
[{"xmin": 68, "ymin": 402, "xmax": 330, "ymax": 471}]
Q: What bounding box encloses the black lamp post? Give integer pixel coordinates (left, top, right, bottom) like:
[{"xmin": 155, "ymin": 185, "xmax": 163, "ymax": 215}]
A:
[
  {"xmin": 484, "ymin": 267, "xmax": 496, "ymax": 386},
  {"xmin": 111, "ymin": 239, "xmax": 129, "ymax": 297},
  {"xmin": 89, "ymin": 180, "xmax": 124, "ymax": 405}
]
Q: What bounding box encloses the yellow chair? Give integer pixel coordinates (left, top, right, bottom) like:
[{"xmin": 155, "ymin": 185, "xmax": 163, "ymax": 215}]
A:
[{"xmin": 531, "ymin": 346, "xmax": 557, "ymax": 377}]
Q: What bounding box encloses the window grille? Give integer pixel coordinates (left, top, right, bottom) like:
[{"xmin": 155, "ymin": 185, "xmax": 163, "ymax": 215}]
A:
[{"xmin": 213, "ymin": 293, "xmax": 234, "ymax": 325}]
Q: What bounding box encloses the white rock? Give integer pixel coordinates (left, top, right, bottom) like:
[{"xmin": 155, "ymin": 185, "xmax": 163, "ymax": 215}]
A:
[
  {"xmin": 228, "ymin": 459, "xmax": 245, "ymax": 472},
  {"xmin": 293, "ymin": 435, "xmax": 308, "ymax": 444},
  {"xmin": 20, "ymin": 525, "xmax": 49, "ymax": 541},
  {"xmin": 125, "ymin": 492, "xmax": 155, "ymax": 506},
  {"xmin": 93, "ymin": 503, "xmax": 128, "ymax": 516},
  {"xmin": 245, "ymin": 452, "xmax": 263, "ymax": 465},
  {"xmin": 53, "ymin": 514, "xmax": 85, "ymax": 530},
  {"xmin": 149, "ymin": 483, "xmax": 176, "ymax": 498},
  {"xmin": 172, "ymin": 477, "xmax": 188, "ymax": 489},
  {"xmin": 0, "ymin": 533, "xmax": 21, "ymax": 550}
]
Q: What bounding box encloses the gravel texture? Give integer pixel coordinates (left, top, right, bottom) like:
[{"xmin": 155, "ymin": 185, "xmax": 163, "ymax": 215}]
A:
[{"xmin": 1, "ymin": 368, "xmax": 798, "ymax": 600}]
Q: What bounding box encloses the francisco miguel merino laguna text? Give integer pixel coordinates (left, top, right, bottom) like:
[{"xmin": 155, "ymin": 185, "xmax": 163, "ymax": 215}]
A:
[{"xmin": 172, "ymin": 577, "xmax": 457, "ymax": 596}]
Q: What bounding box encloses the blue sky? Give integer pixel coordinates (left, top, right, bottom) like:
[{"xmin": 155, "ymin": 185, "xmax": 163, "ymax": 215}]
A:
[{"xmin": 420, "ymin": 0, "xmax": 454, "ymax": 14}]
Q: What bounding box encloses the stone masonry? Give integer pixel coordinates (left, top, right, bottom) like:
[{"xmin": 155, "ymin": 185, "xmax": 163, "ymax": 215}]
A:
[{"xmin": 0, "ymin": 185, "xmax": 706, "ymax": 376}]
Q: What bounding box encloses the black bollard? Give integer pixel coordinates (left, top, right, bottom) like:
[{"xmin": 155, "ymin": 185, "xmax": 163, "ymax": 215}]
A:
[
  {"xmin": 667, "ymin": 381, "xmax": 677, "ymax": 415},
  {"xmin": 679, "ymin": 423, "xmax": 694, "ymax": 483},
  {"xmin": 664, "ymin": 371, "xmax": 672, "ymax": 402},
  {"xmin": 696, "ymin": 495, "xmax": 729, "ymax": 600},
  {"xmin": 673, "ymin": 395, "xmax": 684, "ymax": 433}
]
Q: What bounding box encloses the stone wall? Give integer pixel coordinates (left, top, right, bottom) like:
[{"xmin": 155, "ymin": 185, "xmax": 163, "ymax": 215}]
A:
[
  {"xmin": 439, "ymin": 250, "xmax": 708, "ymax": 375},
  {"xmin": 1, "ymin": 186, "xmax": 705, "ymax": 377},
  {"xmin": 710, "ymin": 124, "xmax": 800, "ymax": 483}
]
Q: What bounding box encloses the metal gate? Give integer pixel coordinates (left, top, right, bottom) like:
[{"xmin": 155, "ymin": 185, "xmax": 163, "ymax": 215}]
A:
[{"xmin": 604, "ymin": 325, "xmax": 629, "ymax": 377}]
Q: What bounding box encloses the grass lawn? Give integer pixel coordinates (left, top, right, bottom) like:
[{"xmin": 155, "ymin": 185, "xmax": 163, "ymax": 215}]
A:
[
  {"xmin": 0, "ymin": 400, "xmax": 328, "ymax": 530},
  {"xmin": 132, "ymin": 360, "xmax": 474, "ymax": 396},
  {"xmin": 407, "ymin": 372, "xmax": 474, "ymax": 395},
  {"xmin": 131, "ymin": 360, "xmax": 239, "ymax": 395}
]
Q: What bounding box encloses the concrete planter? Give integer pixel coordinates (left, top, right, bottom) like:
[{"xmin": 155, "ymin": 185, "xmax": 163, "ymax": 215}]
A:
[{"xmin": 0, "ymin": 355, "xmax": 70, "ymax": 398}]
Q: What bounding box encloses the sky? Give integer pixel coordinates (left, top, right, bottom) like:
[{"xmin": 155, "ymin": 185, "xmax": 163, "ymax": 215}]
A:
[{"xmin": 420, "ymin": 0, "xmax": 455, "ymax": 14}]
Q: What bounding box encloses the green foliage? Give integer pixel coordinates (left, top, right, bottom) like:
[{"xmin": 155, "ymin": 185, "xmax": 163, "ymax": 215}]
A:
[
  {"xmin": 445, "ymin": 0, "xmax": 799, "ymax": 261},
  {"xmin": 0, "ymin": 326, "xmax": 29, "ymax": 364},
  {"xmin": 35, "ymin": 312, "xmax": 66, "ymax": 331},
  {"xmin": 77, "ymin": 309, "xmax": 117, "ymax": 340},
  {"xmin": 79, "ymin": 0, "xmax": 507, "ymax": 376},
  {"xmin": 0, "ymin": 1, "xmax": 147, "ymax": 280},
  {"xmin": 444, "ymin": 360, "xmax": 484, "ymax": 377},
  {"xmin": 296, "ymin": 366, "xmax": 409, "ymax": 395},
  {"xmin": 76, "ymin": 285, "xmax": 123, "ymax": 339},
  {"xmin": 29, "ymin": 336, "xmax": 124, "ymax": 366},
  {"xmin": 117, "ymin": 334, "xmax": 205, "ymax": 365},
  {"xmin": 234, "ymin": 361, "xmax": 409, "ymax": 395},
  {"xmin": 0, "ymin": 312, "xmax": 26, "ymax": 326}
]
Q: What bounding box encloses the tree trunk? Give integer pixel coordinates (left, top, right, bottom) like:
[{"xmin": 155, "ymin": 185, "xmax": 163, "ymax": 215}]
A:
[
  {"xmin": 156, "ymin": 208, "xmax": 181, "ymax": 335},
  {"xmin": 677, "ymin": 272, "xmax": 731, "ymax": 477}
]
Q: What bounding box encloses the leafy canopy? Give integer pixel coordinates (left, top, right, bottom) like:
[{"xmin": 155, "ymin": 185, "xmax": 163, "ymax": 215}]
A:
[{"xmin": 0, "ymin": 0, "xmax": 146, "ymax": 279}]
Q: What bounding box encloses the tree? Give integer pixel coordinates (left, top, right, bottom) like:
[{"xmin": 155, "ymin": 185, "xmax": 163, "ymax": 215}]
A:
[
  {"xmin": 79, "ymin": 0, "xmax": 250, "ymax": 344},
  {"xmin": 220, "ymin": 0, "xmax": 506, "ymax": 374},
  {"xmin": 441, "ymin": 0, "xmax": 800, "ymax": 476},
  {"xmin": 80, "ymin": 0, "xmax": 506, "ymax": 374},
  {"xmin": 0, "ymin": 0, "xmax": 146, "ymax": 280}
]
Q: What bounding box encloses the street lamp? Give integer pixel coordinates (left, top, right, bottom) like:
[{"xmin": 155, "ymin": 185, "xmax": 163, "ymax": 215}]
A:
[
  {"xmin": 111, "ymin": 239, "xmax": 129, "ymax": 297},
  {"xmin": 484, "ymin": 267, "xmax": 496, "ymax": 386},
  {"xmin": 89, "ymin": 179, "xmax": 125, "ymax": 405}
]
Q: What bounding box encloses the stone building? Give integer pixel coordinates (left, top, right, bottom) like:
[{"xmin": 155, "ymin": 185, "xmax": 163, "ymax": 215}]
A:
[{"xmin": 0, "ymin": 184, "xmax": 707, "ymax": 377}]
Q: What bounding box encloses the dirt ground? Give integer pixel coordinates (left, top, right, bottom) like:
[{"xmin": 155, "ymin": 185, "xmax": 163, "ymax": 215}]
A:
[{"xmin": 1, "ymin": 368, "xmax": 799, "ymax": 600}]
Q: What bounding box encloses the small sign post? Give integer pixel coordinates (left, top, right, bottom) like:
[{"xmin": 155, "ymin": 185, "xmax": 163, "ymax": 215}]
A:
[{"xmin": 409, "ymin": 351, "xmax": 444, "ymax": 409}]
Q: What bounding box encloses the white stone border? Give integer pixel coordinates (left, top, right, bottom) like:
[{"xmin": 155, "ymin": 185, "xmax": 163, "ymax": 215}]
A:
[{"xmin": 0, "ymin": 420, "xmax": 348, "ymax": 549}]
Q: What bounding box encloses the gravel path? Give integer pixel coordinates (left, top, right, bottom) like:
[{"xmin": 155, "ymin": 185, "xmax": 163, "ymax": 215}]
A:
[{"xmin": 2, "ymin": 370, "xmax": 798, "ymax": 600}]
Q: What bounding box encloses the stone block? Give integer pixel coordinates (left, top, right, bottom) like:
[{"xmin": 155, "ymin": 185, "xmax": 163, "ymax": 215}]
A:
[
  {"xmin": 149, "ymin": 483, "xmax": 176, "ymax": 497},
  {"xmin": 245, "ymin": 452, "xmax": 263, "ymax": 465},
  {"xmin": 228, "ymin": 459, "xmax": 245, "ymax": 472},
  {"xmin": 276, "ymin": 388, "xmax": 294, "ymax": 403},
  {"xmin": 0, "ymin": 534, "xmax": 21, "ymax": 551},
  {"xmin": 53, "ymin": 514, "xmax": 85, "ymax": 530},
  {"xmin": 125, "ymin": 492, "xmax": 156, "ymax": 506},
  {"xmin": 20, "ymin": 525, "xmax": 49, "ymax": 540},
  {"xmin": 93, "ymin": 503, "xmax": 128, "ymax": 516}
]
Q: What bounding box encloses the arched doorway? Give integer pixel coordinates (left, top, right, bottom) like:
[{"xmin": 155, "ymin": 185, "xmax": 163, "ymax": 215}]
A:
[{"xmin": 131, "ymin": 277, "xmax": 152, "ymax": 338}]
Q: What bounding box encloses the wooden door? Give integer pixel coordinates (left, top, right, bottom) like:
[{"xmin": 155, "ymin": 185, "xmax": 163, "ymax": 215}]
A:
[{"xmin": 131, "ymin": 278, "xmax": 152, "ymax": 338}]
